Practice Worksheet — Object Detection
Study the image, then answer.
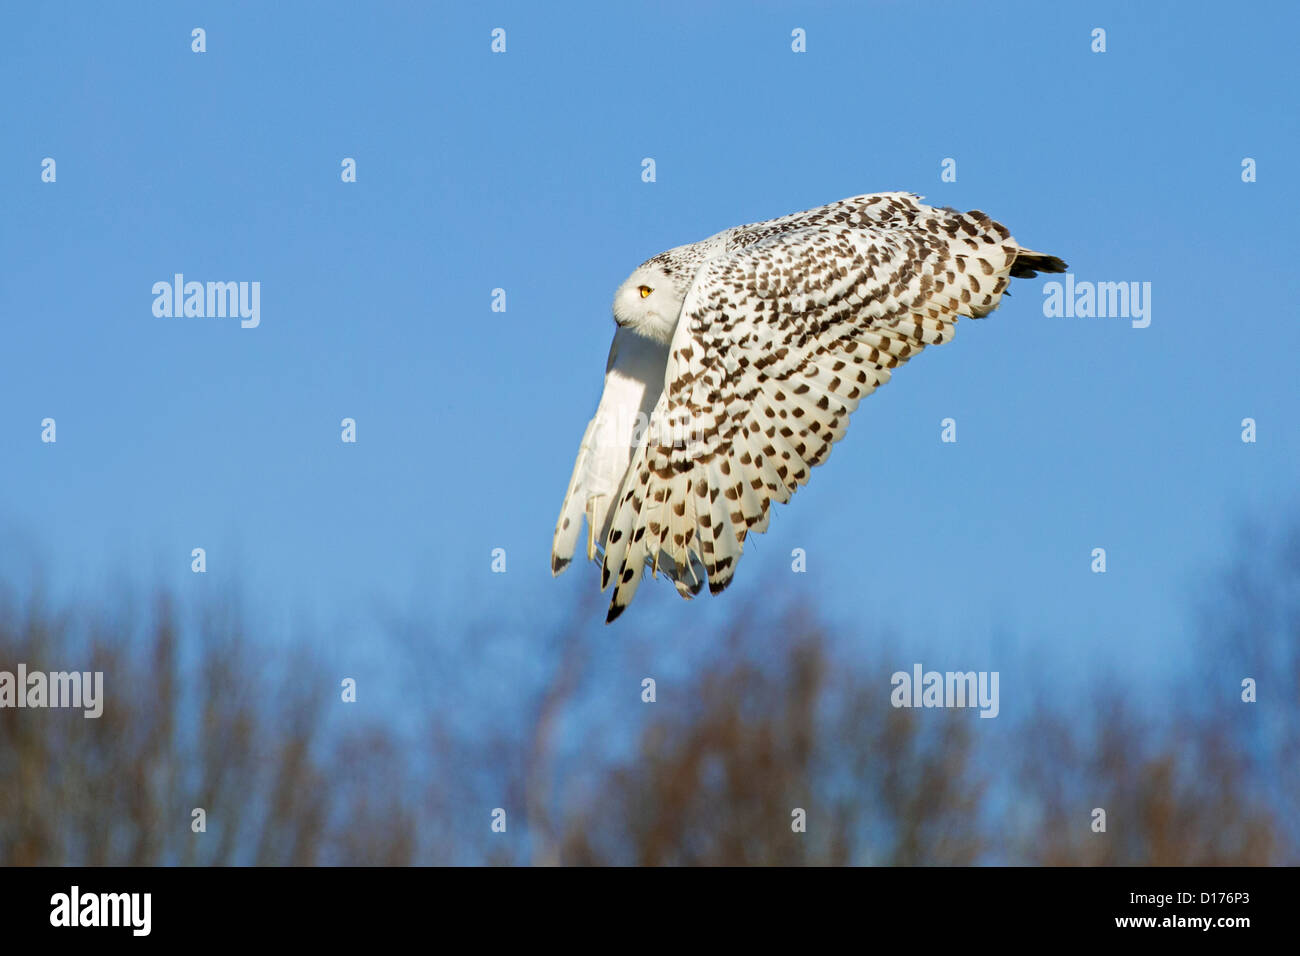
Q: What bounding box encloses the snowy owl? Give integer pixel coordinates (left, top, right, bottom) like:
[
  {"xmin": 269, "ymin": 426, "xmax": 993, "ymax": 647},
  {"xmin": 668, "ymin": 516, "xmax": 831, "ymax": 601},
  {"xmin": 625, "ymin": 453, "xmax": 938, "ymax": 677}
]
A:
[{"xmin": 552, "ymin": 192, "xmax": 1065, "ymax": 623}]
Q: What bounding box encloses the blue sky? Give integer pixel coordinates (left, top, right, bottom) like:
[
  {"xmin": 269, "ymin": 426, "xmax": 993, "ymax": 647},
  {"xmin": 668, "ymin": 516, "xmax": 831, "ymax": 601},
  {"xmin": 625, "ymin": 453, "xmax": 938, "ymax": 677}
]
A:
[{"xmin": 2, "ymin": 0, "xmax": 1297, "ymax": 704}]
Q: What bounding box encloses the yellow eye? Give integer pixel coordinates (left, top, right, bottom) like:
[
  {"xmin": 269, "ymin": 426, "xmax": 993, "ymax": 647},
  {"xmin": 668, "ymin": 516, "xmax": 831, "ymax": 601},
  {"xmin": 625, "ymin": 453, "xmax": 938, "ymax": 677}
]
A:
[{"xmin": 638, "ymin": 285, "xmax": 652, "ymax": 298}]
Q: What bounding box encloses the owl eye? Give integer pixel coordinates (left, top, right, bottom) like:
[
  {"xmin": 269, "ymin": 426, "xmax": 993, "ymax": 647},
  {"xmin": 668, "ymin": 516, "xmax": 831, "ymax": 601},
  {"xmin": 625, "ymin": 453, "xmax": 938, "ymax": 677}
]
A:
[{"xmin": 638, "ymin": 285, "xmax": 652, "ymax": 298}]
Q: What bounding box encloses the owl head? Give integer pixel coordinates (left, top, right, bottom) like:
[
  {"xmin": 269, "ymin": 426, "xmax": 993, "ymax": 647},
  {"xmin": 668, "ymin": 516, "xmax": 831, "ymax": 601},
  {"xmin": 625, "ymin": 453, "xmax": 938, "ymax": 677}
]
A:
[
  {"xmin": 612, "ymin": 267, "xmax": 681, "ymax": 344},
  {"xmin": 611, "ymin": 246, "xmax": 705, "ymax": 345}
]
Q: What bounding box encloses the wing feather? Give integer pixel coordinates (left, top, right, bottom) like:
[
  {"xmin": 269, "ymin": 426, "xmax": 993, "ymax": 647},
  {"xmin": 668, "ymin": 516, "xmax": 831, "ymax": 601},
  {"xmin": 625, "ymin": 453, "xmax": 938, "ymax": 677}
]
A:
[
  {"xmin": 551, "ymin": 329, "xmax": 668, "ymax": 575},
  {"xmin": 575, "ymin": 193, "xmax": 1063, "ymax": 622},
  {"xmin": 600, "ymin": 213, "xmax": 978, "ymax": 622}
]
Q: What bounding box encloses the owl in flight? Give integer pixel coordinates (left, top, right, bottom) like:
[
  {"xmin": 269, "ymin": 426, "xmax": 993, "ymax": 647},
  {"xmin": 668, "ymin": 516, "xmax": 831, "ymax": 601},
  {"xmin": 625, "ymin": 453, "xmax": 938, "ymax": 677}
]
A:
[{"xmin": 552, "ymin": 192, "xmax": 1065, "ymax": 623}]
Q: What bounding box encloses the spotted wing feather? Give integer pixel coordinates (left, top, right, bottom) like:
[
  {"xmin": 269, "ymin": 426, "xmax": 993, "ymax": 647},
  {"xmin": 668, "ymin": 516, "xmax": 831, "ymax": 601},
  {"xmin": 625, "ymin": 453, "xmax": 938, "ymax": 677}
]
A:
[{"xmin": 599, "ymin": 197, "xmax": 1037, "ymax": 622}]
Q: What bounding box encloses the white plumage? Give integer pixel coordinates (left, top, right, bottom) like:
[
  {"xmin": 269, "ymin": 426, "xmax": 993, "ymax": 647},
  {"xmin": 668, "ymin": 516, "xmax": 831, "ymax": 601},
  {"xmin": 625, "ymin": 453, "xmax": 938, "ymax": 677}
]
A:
[{"xmin": 552, "ymin": 192, "xmax": 1064, "ymax": 623}]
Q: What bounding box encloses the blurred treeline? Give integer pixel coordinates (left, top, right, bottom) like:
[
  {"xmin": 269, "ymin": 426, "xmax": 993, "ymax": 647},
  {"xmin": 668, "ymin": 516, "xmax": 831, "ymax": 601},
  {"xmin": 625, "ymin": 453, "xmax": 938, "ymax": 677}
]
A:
[{"xmin": 0, "ymin": 526, "xmax": 1295, "ymax": 866}]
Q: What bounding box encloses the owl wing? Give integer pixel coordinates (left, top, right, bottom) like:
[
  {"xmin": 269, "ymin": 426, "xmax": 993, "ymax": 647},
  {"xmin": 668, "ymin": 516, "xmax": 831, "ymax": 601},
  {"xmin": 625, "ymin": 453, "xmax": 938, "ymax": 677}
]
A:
[
  {"xmin": 599, "ymin": 207, "xmax": 1030, "ymax": 623},
  {"xmin": 552, "ymin": 328, "xmax": 669, "ymax": 575}
]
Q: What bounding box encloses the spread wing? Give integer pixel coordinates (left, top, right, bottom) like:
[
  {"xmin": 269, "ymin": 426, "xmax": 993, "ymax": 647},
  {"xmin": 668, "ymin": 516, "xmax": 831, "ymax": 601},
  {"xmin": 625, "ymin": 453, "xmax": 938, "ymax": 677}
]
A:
[{"xmin": 598, "ymin": 208, "xmax": 1027, "ymax": 623}]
